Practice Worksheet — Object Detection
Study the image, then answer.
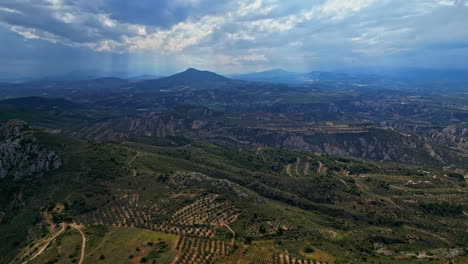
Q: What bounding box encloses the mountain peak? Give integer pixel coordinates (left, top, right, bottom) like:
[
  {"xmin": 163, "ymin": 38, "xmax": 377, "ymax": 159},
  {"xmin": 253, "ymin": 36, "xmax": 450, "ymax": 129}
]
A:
[
  {"xmin": 184, "ymin": 68, "xmax": 200, "ymax": 72},
  {"xmin": 172, "ymin": 68, "xmax": 230, "ymax": 81},
  {"xmin": 135, "ymin": 67, "xmax": 232, "ymax": 90},
  {"xmin": 181, "ymin": 68, "xmax": 223, "ymax": 76}
]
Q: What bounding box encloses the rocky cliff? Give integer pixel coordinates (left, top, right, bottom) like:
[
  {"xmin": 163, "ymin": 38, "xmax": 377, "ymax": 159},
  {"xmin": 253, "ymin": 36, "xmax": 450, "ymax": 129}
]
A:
[
  {"xmin": 0, "ymin": 120, "xmax": 61, "ymax": 180},
  {"xmin": 220, "ymin": 126, "xmax": 460, "ymax": 166}
]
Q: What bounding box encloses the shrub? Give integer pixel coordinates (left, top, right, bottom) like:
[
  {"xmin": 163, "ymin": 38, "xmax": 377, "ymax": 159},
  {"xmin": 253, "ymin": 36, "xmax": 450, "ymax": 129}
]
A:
[
  {"xmin": 420, "ymin": 202, "xmax": 463, "ymax": 216},
  {"xmin": 303, "ymin": 245, "xmax": 315, "ymax": 253}
]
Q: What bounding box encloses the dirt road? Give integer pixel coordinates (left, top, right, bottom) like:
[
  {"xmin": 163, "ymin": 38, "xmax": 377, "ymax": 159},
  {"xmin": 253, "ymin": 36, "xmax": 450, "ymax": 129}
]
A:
[
  {"xmin": 24, "ymin": 223, "xmax": 66, "ymax": 263},
  {"xmin": 71, "ymin": 224, "xmax": 86, "ymax": 264},
  {"xmin": 129, "ymin": 151, "xmax": 140, "ymax": 177}
]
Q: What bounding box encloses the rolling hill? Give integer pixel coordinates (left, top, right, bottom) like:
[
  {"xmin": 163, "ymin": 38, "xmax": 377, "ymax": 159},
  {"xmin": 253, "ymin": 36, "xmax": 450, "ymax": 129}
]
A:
[{"xmin": 0, "ymin": 120, "xmax": 466, "ymax": 264}]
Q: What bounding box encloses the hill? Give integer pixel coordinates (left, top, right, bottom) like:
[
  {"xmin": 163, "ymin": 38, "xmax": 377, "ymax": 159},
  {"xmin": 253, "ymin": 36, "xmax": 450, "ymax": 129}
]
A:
[
  {"xmin": 0, "ymin": 96, "xmax": 82, "ymax": 109},
  {"xmin": 0, "ymin": 98, "xmax": 465, "ymax": 167},
  {"xmin": 0, "ymin": 121, "xmax": 467, "ymax": 264}
]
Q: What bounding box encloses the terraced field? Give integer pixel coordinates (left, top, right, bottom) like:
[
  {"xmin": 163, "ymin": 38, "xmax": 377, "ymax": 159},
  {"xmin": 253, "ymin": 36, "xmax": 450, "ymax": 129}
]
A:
[
  {"xmin": 354, "ymin": 173, "xmax": 468, "ymax": 209},
  {"xmin": 173, "ymin": 236, "xmax": 233, "ymax": 264},
  {"xmin": 285, "ymin": 157, "xmax": 327, "ymax": 177},
  {"xmin": 26, "ymin": 193, "xmax": 331, "ymax": 264},
  {"xmin": 75, "ymin": 193, "xmax": 239, "ymax": 239},
  {"xmin": 272, "ymin": 253, "xmax": 330, "ymax": 264}
]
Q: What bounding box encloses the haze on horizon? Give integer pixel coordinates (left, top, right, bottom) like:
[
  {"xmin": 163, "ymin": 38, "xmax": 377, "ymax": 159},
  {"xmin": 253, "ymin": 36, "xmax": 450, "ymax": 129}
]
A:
[{"xmin": 1, "ymin": 0, "xmax": 468, "ymax": 78}]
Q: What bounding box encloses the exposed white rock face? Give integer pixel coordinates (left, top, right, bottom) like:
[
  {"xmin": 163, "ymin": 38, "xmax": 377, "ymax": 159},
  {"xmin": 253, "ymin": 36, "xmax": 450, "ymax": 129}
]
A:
[{"xmin": 0, "ymin": 120, "xmax": 62, "ymax": 180}]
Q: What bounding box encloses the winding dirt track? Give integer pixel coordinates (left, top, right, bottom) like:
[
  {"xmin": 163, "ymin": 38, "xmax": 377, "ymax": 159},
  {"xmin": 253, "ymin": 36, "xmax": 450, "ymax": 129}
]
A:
[
  {"xmin": 222, "ymin": 223, "xmax": 236, "ymax": 245},
  {"xmin": 285, "ymin": 164, "xmax": 292, "ymax": 177},
  {"xmin": 303, "ymin": 161, "xmax": 310, "ymax": 175},
  {"xmin": 71, "ymin": 224, "xmax": 86, "ymax": 264},
  {"xmin": 23, "ymin": 223, "xmax": 66, "ymax": 264},
  {"xmin": 20, "ymin": 223, "xmax": 86, "ymax": 264},
  {"xmin": 317, "ymin": 161, "xmax": 325, "ymax": 174},
  {"xmin": 129, "ymin": 151, "xmax": 140, "ymax": 177},
  {"xmin": 295, "ymin": 158, "xmax": 301, "ymax": 176}
]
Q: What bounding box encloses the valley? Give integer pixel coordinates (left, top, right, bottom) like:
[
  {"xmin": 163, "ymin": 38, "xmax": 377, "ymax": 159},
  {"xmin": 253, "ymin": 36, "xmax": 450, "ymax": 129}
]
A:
[{"xmin": 0, "ymin": 69, "xmax": 466, "ymax": 168}]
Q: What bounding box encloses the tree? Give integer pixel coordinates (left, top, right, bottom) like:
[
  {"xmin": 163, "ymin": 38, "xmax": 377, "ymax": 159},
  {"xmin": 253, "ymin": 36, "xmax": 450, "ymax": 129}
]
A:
[
  {"xmin": 259, "ymin": 224, "xmax": 266, "ymax": 234},
  {"xmin": 158, "ymin": 174, "xmax": 169, "ymax": 183}
]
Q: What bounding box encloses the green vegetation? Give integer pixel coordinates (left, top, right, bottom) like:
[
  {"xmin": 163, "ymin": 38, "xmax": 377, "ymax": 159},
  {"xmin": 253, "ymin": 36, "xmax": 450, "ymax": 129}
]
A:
[
  {"xmin": 1, "ymin": 120, "xmax": 467, "ymax": 264},
  {"xmin": 84, "ymin": 227, "xmax": 178, "ymax": 264},
  {"xmin": 420, "ymin": 202, "xmax": 463, "ymax": 216}
]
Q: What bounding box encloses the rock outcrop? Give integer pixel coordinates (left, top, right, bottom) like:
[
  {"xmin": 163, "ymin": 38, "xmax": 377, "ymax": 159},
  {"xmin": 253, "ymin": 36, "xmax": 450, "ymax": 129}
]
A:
[{"xmin": 0, "ymin": 120, "xmax": 61, "ymax": 180}]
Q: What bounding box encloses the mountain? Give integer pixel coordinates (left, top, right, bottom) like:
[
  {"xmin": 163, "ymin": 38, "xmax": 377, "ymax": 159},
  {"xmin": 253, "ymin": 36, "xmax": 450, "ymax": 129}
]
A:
[
  {"xmin": 136, "ymin": 68, "xmax": 236, "ymax": 90},
  {"xmin": 170, "ymin": 68, "xmax": 231, "ymax": 81},
  {"xmin": 128, "ymin": 74, "xmax": 164, "ymax": 81},
  {"xmin": 233, "ymin": 68, "xmax": 468, "ymax": 91},
  {"xmin": 43, "ymin": 70, "xmax": 101, "ymax": 81},
  {"xmin": 341, "ymin": 67, "xmax": 468, "ymax": 83},
  {"xmin": 231, "ymin": 69, "xmax": 387, "ymax": 85},
  {"xmin": 40, "ymin": 70, "xmax": 134, "ymax": 81},
  {"xmin": 230, "ymin": 68, "xmax": 301, "ymax": 83},
  {"xmin": 0, "ymin": 71, "xmax": 135, "ymax": 83}
]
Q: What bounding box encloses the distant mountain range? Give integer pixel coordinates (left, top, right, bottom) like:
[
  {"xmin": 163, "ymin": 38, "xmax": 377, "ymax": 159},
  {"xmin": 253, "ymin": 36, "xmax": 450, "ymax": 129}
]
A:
[
  {"xmin": 0, "ymin": 71, "xmax": 163, "ymax": 83},
  {"xmin": 128, "ymin": 74, "xmax": 164, "ymax": 81},
  {"xmin": 2, "ymin": 67, "xmax": 468, "ymax": 87},
  {"xmin": 231, "ymin": 68, "xmax": 468, "ymax": 86},
  {"xmin": 230, "ymin": 68, "xmax": 300, "ymax": 83},
  {"xmin": 231, "ymin": 68, "xmax": 391, "ymax": 85}
]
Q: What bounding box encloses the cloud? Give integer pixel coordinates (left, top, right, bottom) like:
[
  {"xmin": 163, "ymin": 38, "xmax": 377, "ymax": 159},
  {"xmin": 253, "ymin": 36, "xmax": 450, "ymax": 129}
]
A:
[
  {"xmin": 319, "ymin": 0, "xmax": 378, "ymax": 21},
  {"xmin": 0, "ymin": 0, "xmax": 381, "ymax": 53},
  {"xmin": 0, "ymin": 7, "xmax": 23, "ymax": 14},
  {"xmin": 0, "ymin": 0, "xmax": 467, "ymax": 75},
  {"xmin": 436, "ymin": 0, "xmax": 456, "ymax": 6},
  {"xmin": 216, "ymin": 54, "xmax": 268, "ymax": 65}
]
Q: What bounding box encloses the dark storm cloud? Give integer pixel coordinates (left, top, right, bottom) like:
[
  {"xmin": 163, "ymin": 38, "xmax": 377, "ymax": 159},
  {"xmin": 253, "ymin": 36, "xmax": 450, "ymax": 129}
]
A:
[
  {"xmin": 98, "ymin": 0, "xmax": 228, "ymax": 28},
  {"xmin": 0, "ymin": 26, "xmax": 132, "ymax": 78},
  {"xmin": 0, "ymin": 0, "xmax": 155, "ymax": 44}
]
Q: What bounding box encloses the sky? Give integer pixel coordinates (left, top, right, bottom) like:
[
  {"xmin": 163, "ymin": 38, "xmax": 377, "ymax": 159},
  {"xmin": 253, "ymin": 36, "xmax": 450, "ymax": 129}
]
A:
[{"xmin": 0, "ymin": 0, "xmax": 468, "ymax": 78}]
